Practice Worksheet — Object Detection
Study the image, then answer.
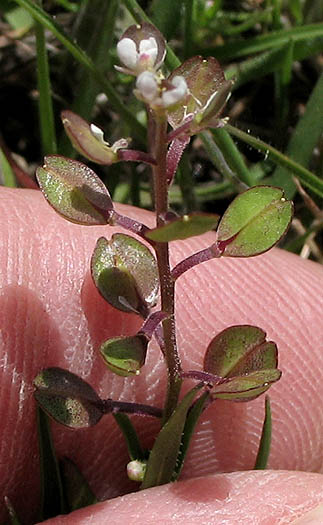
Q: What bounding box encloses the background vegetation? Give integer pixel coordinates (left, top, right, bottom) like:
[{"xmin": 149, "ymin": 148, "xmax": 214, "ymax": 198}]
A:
[{"xmin": 0, "ymin": 0, "xmax": 322, "ymax": 260}]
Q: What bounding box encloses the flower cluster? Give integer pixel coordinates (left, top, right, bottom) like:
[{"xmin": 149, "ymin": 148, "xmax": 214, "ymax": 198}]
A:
[{"xmin": 116, "ymin": 23, "xmax": 188, "ymax": 110}]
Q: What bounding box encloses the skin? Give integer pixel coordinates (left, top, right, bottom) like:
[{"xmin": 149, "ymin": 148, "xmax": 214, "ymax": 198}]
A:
[{"xmin": 0, "ymin": 188, "xmax": 323, "ymax": 524}]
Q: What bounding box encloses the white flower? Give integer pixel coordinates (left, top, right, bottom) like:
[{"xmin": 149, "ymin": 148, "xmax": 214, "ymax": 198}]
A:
[
  {"xmin": 136, "ymin": 71, "xmax": 159, "ymax": 101},
  {"xmin": 162, "ymin": 76, "xmax": 188, "ymax": 108},
  {"xmin": 116, "ymin": 36, "xmax": 159, "ymax": 75},
  {"xmin": 90, "ymin": 124, "xmax": 129, "ymax": 152},
  {"xmin": 90, "ymin": 123, "xmax": 108, "ymax": 145},
  {"xmin": 135, "ymin": 72, "xmax": 188, "ymax": 109}
]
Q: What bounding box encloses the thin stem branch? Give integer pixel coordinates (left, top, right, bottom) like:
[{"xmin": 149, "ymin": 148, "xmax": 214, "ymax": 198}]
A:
[
  {"xmin": 152, "ymin": 112, "xmax": 182, "ymax": 424},
  {"xmin": 102, "ymin": 399, "xmax": 162, "ymax": 418},
  {"xmin": 171, "ymin": 245, "xmax": 222, "ymax": 281}
]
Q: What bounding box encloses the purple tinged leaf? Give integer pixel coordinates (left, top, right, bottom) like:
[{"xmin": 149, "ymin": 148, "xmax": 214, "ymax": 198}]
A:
[
  {"xmin": 145, "ymin": 212, "xmax": 220, "ymax": 242},
  {"xmin": 36, "ymin": 155, "xmax": 113, "ymax": 225},
  {"xmin": 112, "ymin": 233, "xmax": 159, "ymax": 309},
  {"xmin": 211, "ymin": 369, "xmax": 282, "ymax": 400},
  {"xmin": 91, "ymin": 237, "xmax": 141, "ymax": 314},
  {"xmin": 217, "ymin": 186, "xmax": 293, "ymax": 257},
  {"xmin": 33, "ymin": 368, "xmax": 103, "ymax": 429},
  {"xmin": 100, "ymin": 335, "xmax": 148, "ymax": 376},
  {"xmin": 204, "ymin": 325, "xmax": 276, "ymax": 377},
  {"xmin": 61, "ymin": 111, "xmax": 119, "ymax": 165},
  {"xmin": 203, "ymin": 325, "xmax": 281, "ymax": 401},
  {"xmin": 91, "ymin": 234, "xmax": 159, "ymax": 315},
  {"xmin": 167, "ymin": 56, "xmax": 232, "ymax": 132}
]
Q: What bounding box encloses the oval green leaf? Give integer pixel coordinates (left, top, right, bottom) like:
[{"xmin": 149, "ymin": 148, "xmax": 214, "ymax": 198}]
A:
[
  {"xmin": 36, "ymin": 155, "xmax": 113, "ymax": 225},
  {"xmin": 204, "ymin": 325, "xmax": 278, "ymax": 378},
  {"xmin": 217, "ymin": 186, "xmax": 293, "ymax": 257},
  {"xmin": 34, "ymin": 368, "xmax": 103, "ymax": 429},
  {"xmin": 61, "ymin": 111, "xmax": 118, "ymax": 165},
  {"xmin": 91, "ymin": 237, "xmax": 141, "ymax": 314},
  {"xmin": 167, "ymin": 56, "xmax": 229, "ymax": 130},
  {"xmin": 145, "ymin": 212, "xmax": 220, "ymax": 242},
  {"xmin": 100, "ymin": 335, "xmax": 148, "ymax": 376},
  {"xmin": 211, "ymin": 369, "xmax": 281, "ymax": 401}
]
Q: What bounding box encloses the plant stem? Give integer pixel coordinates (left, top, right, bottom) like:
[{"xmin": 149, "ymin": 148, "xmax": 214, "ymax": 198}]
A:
[{"xmin": 152, "ymin": 111, "xmax": 182, "ymax": 424}]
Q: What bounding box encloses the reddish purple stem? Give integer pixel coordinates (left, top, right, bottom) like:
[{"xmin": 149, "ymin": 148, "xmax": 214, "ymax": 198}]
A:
[
  {"xmin": 139, "ymin": 310, "xmax": 169, "ymax": 340},
  {"xmin": 118, "ymin": 149, "xmax": 156, "ymax": 165},
  {"xmin": 182, "ymin": 370, "xmax": 229, "ymax": 386},
  {"xmin": 100, "ymin": 399, "xmax": 162, "ymax": 418},
  {"xmin": 112, "ymin": 211, "xmax": 154, "ymax": 244},
  {"xmin": 171, "ymin": 243, "xmax": 223, "ymax": 280}
]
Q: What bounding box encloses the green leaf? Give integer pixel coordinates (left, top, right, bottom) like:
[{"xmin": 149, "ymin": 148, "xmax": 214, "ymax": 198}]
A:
[
  {"xmin": 37, "ymin": 406, "xmax": 66, "ymax": 520},
  {"xmin": 146, "ymin": 212, "xmax": 220, "ymax": 242},
  {"xmin": 100, "ymin": 335, "xmax": 148, "ymax": 376},
  {"xmin": 141, "ymin": 384, "xmax": 203, "ymax": 489},
  {"xmin": 60, "ymin": 457, "xmax": 97, "ymax": 512},
  {"xmin": 91, "ymin": 234, "xmax": 159, "ymax": 315},
  {"xmin": 217, "ymin": 186, "xmax": 293, "ymax": 257},
  {"xmin": 167, "ymin": 56, "xmax": 231, "ymax": 131},
  {"xmin": 36, "ymin": 155, "xmax": 113, "ymax": 225},
  {"xmin": 172, "ymin": 391, "xmax": 210, "ymax": 480},
  {"xmin": 204, "ymin": 325, "xmax": 278, "ymax": 377},
  {"xmin": 34, "ymin": 368, "xmax": 103, "ymax": 429},
  {"xmin": 254, "ymin": 396, "xmax": 272, "ymax": 469},
  {"xmin": 61, "ymin": 111, "xmax": 119, "ymax": 165},
  {"xmin": 211, "ymin": 369, "xmax": 281, "ymax": 401}
]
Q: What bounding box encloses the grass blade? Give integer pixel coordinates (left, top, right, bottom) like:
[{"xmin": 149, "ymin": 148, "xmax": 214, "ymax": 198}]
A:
[
  {"xmin": 270, "ymin": 72, "xmax": 323, "ymax": 196},
  {"xmin": 34, "ymin": 0, "xmax": 57, "ymax": 155},
  {"xmin": 254, "ymin": 396, "xmax": 272, "ymax": 469},
  {"xmin": 60, "ymin": 457, "xmax": 97, "ymax": 512},
  {"xmin": 37, "ymin": 405, "xmax": 66, "ymax": 520},
  {"xmin": 204, "ymin": 22, "xmax": 323, "ymax": 60},
  {"xmin": 37, "ymin": 406, "xmax": 66, "ymax": 520},
  {"xmin": 225, "ymin": 123, "xmax": 323, "ymax": 198}
]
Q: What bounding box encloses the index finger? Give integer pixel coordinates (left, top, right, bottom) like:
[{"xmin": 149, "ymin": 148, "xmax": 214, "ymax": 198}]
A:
[{"xmin": 0, "ymin": 188, "xmax": 322, "ymax": 523}]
